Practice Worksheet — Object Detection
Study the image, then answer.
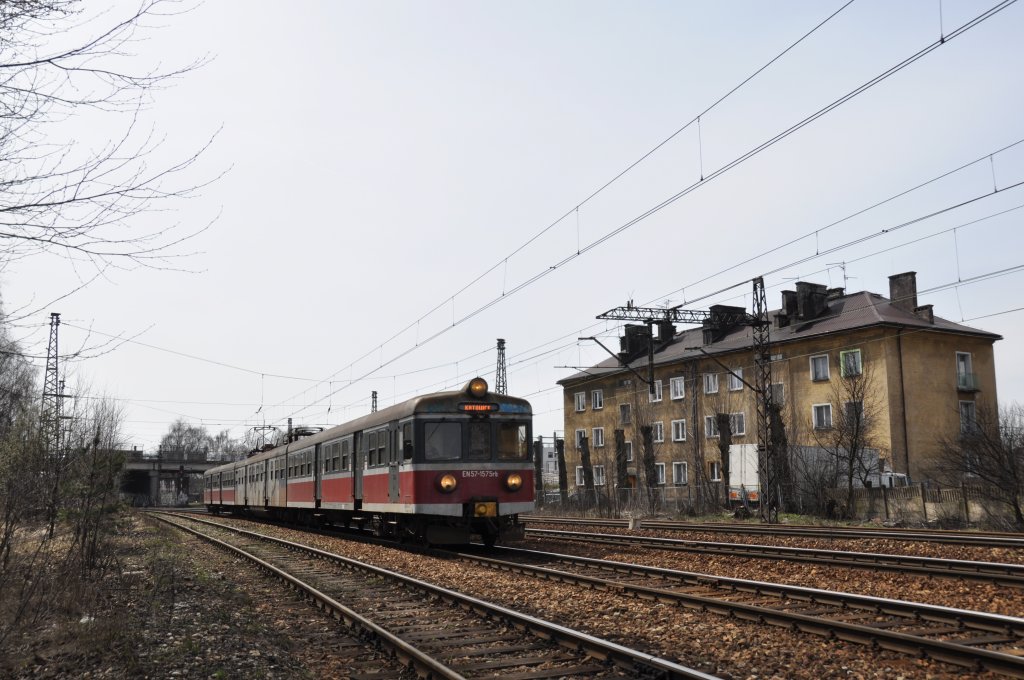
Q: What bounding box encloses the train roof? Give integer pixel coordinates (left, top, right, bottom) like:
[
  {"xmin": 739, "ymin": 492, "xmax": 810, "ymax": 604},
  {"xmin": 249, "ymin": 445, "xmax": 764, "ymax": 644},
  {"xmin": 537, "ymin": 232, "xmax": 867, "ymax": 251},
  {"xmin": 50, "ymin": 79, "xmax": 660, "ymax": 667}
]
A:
[{"xmin": 204, "ymin": 384, "xmax": 531, "ymax": 476}]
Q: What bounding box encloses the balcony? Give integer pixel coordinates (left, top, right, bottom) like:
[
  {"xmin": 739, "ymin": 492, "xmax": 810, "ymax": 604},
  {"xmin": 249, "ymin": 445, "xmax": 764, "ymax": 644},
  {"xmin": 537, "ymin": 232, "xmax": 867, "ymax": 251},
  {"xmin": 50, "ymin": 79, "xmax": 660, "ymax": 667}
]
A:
[{"xmin": 957, "ymin": 372, "xmax": 980, "ymax": 392}]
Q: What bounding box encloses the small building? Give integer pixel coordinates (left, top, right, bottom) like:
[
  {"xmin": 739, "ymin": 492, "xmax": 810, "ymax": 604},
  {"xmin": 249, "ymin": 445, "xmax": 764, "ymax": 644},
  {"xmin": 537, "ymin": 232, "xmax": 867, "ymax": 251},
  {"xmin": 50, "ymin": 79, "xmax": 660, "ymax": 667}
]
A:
[{"xmin": 557, "ymin": 272, "xmax": 1000, "ymax": 507}]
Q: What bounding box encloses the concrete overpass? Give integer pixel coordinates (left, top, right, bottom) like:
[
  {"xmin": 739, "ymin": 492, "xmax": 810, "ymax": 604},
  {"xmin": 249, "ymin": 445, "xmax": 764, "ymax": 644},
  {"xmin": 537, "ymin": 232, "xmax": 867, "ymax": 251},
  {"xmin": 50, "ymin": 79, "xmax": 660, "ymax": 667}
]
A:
[{"xmin": 122, "ymin": 450, "xmax": 224, "ymax": 506}]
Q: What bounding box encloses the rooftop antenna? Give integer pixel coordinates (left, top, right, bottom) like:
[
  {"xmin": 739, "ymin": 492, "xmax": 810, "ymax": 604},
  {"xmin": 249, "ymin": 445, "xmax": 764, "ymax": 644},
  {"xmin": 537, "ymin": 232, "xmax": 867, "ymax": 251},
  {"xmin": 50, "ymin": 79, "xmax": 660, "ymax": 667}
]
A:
[
  {"xmin": 495, "ymin": 338, "xmax": 507, "ymax": 395},
  {"xmin": 826, "ymin": 262, "xmax": 854, "ymax": 289}
]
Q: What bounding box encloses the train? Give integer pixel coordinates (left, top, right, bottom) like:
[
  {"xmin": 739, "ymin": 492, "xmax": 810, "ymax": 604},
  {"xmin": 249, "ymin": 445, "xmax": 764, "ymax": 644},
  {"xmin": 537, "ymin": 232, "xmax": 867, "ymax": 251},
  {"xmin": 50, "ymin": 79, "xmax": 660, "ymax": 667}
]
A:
[{"xmin": 203, "ymin": 377, "xmax": 534, "ymax": 545}]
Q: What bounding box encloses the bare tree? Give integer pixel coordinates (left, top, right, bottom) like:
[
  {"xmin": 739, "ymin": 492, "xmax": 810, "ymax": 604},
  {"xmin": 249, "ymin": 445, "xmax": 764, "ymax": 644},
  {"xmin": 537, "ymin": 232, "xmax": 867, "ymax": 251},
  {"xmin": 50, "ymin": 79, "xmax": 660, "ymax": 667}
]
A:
[
  {"xmin": 628, "ymin": 383, "xmax": 661, "ymax": 514},
  {"xmin": 812, "ymin": 360, "xmax": 882, "ymax": 518},
  {"xmin": 160, "ymin": 417, "xmax": 211, "ymax": 458},
  {"xmin": 0, "ymin": 0, "xmax": 217, "ymax": 305},
  {"xmin": 932, "ymin": 403, "xmax": 1024, "ymax": 530}
]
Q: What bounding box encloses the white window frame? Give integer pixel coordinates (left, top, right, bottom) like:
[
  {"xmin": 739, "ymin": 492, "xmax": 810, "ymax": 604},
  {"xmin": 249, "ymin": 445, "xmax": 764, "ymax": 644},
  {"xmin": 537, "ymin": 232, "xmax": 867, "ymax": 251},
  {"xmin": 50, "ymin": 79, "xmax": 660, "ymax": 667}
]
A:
[
  {"xmin": 844, "ymin": 400, "xmax": 864, "ymax": 425},
  {"xmin": 593, "ymin": 465, "xmax": 606, "ymax": 486},
  {"xmin": 592, "ymin": 389, "xmax": 604, "ymax": 410},
  {"xmin": 709, "ymin": 460, "xmax": 722, "ymax": 482},
  {"xmin": 730, "ymin": 412, "xmax": 746, "ymax": 436},
  {"xmin": 575, "ymin": 466, "xmax": 585, "ymax": 486},
  {"xmin": 728, "ymin": 368, "xmax": 743, "ymax": 391},
  {"xmin": 840, "ymin": 349, "xmax": 862, "ymax": 377},
  {"xmin": 705, "ymin": 415, "xmax": 719, "ymax": 438},
  {"xmin": 672, "ymin": 461, "xmax": 688, "ymax": 486},
  {"xmin": 670, "ymin": 376, "xmax": 685, "ymax": 400},
  {"xmin": 671, "ymin": 419, "xmax": 687, "ymax": 442},
  {"xmin": 575, "ymin": 428, "xmax": 587, "ymax": 449},
  {"xmin": 574, "ymin": 391, "xmax": 586, "ymax": 412},
  {"xmin": 592, "ymin": 427, "xmax": 605, "ymax": 448},
  {"xmin": 649, "ymin": 379, "xmax": 663, "ymax": 403},
  {"xmin": 655, "ymin": 462, "xmax": 666, "ymax": 485},
  {"xmin": 810, "ymin": 354, "xmax": 829, "ymax": 381},
  {"xmin": 703, "ymin": 373, "xmax": 719, "ymax": 394},
  {"xmin": 956, "ymin": 352, "xmax": 975, "ymax": 390},
  {"xmin": 813, "ymin": 403, "xmax": 833, "ymax": 430},
  {"xmin": 652, "ymin": 421, "xmax": 664, "ymax": 443},
  {"xmin": 624, "ymin": 441, "xmax": 633, "ymax": 462}
]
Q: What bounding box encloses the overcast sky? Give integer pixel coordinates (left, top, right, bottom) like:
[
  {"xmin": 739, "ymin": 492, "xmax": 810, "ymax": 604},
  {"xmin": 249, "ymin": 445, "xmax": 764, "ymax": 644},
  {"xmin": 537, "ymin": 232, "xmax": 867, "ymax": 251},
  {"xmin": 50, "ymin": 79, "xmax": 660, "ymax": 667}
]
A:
[{"xmin": 6, "ymin": 0, "xmax": 1024, "ymax": 451}]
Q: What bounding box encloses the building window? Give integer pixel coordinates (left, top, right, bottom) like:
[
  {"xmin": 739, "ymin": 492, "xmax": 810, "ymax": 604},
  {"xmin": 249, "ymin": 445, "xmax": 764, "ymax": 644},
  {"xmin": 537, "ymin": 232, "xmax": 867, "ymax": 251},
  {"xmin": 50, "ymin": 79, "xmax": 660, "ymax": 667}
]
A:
[
  {"xmin": 655, "ymin": 462, "xmax": 666, "ymax": 485},
  {"xmin": 671, "ymin": 419, "xmax": 687, "ymax": 442},
  {"xmin": 670, "ymin": 376, "xmax": 685, "ymax": 400},
  {"xmin": 705, "ymin": 415, "xmax": 719, "ymax": 438},
  {"xmin": 592, "ymin": 427, "xmax": 605, "ymax": 448},
  {"xmin": 649, "ymin": 380, "xmax": 663, "ymax": 402},
  {"xmin": 652, "ymin": 421, "xmax": 664, "ymax": 443},
  {"xmin": 840, "ymin": 349, "xmax": 862, "ymax": 377},
  {"xmin": 771, "ymin": 383, "xmax": 785, "ymax": 405},
  {"xmin": 672, "ymin": 461, "xmax": 688, "ymax": 485},
  {"xmin": 709, "ymin": 461, "xmax": 722, "ymax": 481},
  {"xmin": 730, "ymin": 412, "xmax": 746, "ymax": 436},
  {"xmin": 813, "ymin": 403, "xmax": 833, "ymax": 430},
  {"xmin": 810, "ymin": 354, "xmax": 829, "ymax": 381},
  {"xmin": 575, "ymin": 429, "xmax": 587, "ymax": 449},
  {"xmin": 728, "ymin": 368, "xmax": 743, "ymax": 391},
  {"xmin": 624, "ymin": 441, "xmax": 633, "ymax": 462},
  {"xmin": 575, "ymin": 466, "xmax": 585, "ymax": 486},
  {"xmin": 844, "ymin": 400, "xmax": 863, "ymax": 426},
  {"xmin": 960, "ymin": 400, "xmax": 978, "ymax": 434},
  {"xmin": 574, "ymin": 392, "xmax": 586, "ymax": 412},
  {"xmin": 620, "ymin": 403, "xmax": 631, "ymax": 425},
  {"xmin": 592, "ymin": 389, "xmax": 604, "ymax": 410},
  {"xmin": 703, "ymin": 373, "xmax": 719, "ymax": 394},
  {"xmin": 593, "ymin": 465, "xmax": 606, "ymax": 486},
  {"xmin": 956, "ymin": 352, "xmax": 977, "ymax": 390}
]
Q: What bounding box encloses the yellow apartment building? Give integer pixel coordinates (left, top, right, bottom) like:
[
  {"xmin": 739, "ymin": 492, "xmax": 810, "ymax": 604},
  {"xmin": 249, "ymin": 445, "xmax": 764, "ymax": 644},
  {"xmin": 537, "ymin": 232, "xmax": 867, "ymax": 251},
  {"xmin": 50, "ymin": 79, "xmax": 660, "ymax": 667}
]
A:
[{"xmin": 557, "ymin": 272, "xmax": 1000, "ymax": 502}]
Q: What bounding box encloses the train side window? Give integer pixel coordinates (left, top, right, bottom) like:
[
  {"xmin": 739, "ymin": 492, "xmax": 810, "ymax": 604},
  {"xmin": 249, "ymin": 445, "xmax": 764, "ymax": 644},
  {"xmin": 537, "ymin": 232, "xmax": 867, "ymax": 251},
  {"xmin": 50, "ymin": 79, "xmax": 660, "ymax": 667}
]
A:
[
  {"xmin": 424, "ymin": 422, "xmax": 460, "ymax": 461},
  {"xmin": 378, "ymin": 430, "xmax": 388, "ymax": 465},
  {"xmin": 402, "ymin": 422, "xmax": 414, "ymax": 461},
  {"xmin": 497, "ymin": 423, "xmax": 529, "ymax": 460},
  {"xmin": 468, "ymin": 422, "xmax": 490, "ymax": 461},
  {"xmin": 368, "ymin": 432, "xmax": 377, "ymax": 467}
]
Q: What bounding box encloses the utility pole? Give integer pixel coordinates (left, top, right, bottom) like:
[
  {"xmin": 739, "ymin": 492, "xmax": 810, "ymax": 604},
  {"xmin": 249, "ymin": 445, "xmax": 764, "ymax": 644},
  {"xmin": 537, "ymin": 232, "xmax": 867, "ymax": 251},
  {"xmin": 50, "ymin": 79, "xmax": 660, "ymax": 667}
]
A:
[
  {"xmin": 42, "ymin": 312, "xmax": 66, "ymax": 536},
  {"xmin": 371, "ymin": 390, "xmax": 377, "ymax": 413},
  {"xmin": 41, "ymin": 312, "xmax": 62, "ymax": 457},
  {"xmin": 495, "ymin": 338, "xmax": 507, "ymax": 395}
]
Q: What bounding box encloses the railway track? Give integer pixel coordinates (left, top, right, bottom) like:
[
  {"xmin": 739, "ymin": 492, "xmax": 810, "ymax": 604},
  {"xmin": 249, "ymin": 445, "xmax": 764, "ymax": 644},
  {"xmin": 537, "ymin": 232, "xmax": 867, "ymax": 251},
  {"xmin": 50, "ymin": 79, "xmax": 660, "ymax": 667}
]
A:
[
  {"xmin": 526, "ymin": 527, "xmax": 1024, "ymax": 587},
  {"xmin": 451, "ymin": 544, "xmax": 1024, "ymax": 677},
  {"xmin": 524, "ymin": 515, "xmax": 1024, "ymax": 548},
  {"xmin": 150, "ymin": 512, "xmax": 717, "ymax": 680}
]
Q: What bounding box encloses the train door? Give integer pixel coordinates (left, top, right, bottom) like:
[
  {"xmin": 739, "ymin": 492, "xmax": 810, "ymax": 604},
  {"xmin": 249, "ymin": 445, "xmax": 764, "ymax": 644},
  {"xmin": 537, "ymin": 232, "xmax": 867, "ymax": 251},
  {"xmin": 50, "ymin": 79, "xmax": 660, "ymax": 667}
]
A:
[
  {"xmin": 262, "ymin": 459, "xmax": 268, "ymax": 506},
  {"xmin": 314, "ymin": 443, "xmax": 322, "ymax": 508},
  {"xmin": 352, "ymin": 432, "xmax": 363, "ymax": 505},
  {"xmin": 387, "ymin": 424, "xmax": 400, "ymax": 503}
]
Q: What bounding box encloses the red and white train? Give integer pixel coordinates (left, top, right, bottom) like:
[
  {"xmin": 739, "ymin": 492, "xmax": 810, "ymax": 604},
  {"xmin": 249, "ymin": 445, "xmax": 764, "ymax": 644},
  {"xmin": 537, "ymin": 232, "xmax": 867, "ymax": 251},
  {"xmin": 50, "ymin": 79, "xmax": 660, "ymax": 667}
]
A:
[{"xmin": 203, "ymin": 378, "xmax": 534, "ymax": 545}]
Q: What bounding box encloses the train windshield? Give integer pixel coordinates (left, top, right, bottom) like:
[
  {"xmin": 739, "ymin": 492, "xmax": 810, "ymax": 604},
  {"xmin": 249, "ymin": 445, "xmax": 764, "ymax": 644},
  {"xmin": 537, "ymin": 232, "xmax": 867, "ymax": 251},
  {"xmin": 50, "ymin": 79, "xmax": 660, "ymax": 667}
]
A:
[
  {"xmin": 424, "ymin": 422, "xmax": 461, "ymax": 461},
  {"xmin": 497, "ymin": 423, "xmax": 529, "ymax": 461}
]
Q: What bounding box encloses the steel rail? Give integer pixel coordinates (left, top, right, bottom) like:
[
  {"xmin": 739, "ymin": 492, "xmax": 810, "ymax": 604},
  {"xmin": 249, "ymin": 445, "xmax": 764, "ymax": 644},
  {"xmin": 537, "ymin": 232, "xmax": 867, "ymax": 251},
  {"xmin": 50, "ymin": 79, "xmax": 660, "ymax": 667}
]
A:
[
  {"xmin": 527, "ymin": 527, "xmax": 1024, "ymax": 587},
  {"xmin": 151, "ymin": 513, "xmax": 462, "ymax": 679},
  {"xmin": 450, "ymin": 544, "xmax": 1024, "ymax": 677},
  {"xmin": 524, "ymin": 515, "xmax": 1024, "ymax": 548},
  {"xmin": 152, "ymin": 512, "xmax": 718, "ymax": 680}
]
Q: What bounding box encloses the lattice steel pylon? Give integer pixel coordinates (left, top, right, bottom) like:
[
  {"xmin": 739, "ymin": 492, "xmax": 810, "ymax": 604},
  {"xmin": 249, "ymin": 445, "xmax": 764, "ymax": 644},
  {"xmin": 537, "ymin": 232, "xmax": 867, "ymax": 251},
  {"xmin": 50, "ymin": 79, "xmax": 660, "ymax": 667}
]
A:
[
  {"xmin": 596, "ymin": 277, "xmax": 779, "ymax": 523},
  {"xmin": 495, "ymin": 338, "xmax": 507, "ymax": 395},
  {"xmin": 371, "ymin": 390, "xmax": 377, "ymax": 413},
  {"xmin": 751, "ymin": 277, "xmax": 779, "ymax": 523},
  {"xmin": 41, "ymin": 313, "xmax": 62, "ymax": 457}
]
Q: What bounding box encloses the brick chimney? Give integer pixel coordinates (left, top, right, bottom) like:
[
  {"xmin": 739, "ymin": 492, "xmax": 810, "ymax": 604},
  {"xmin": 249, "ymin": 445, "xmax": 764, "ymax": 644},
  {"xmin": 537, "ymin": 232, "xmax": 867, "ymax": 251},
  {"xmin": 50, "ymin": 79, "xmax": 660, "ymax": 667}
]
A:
[{"xmin": 888, "ymin": 272, "xmax": 917, "ymax": 313}]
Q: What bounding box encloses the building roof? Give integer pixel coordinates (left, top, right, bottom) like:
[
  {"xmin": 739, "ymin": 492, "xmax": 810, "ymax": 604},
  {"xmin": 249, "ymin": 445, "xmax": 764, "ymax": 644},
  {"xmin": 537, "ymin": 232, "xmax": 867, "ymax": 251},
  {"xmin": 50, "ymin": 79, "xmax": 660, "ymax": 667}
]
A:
[{"xmin": 558, "ymin": 289, "xmax": 1002, "ymax": 387}]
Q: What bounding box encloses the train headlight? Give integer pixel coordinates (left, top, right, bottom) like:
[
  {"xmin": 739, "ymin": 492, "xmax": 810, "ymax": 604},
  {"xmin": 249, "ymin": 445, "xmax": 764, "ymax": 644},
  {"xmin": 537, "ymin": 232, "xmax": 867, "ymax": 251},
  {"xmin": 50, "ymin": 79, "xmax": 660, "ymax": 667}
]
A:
[
  {"xmin": 467, "ymin": 377, "xmax": 488, "ymax": 398},
  {"xmin": 437, "ymin": 474, "xmax": 458, "ymax": 493},
  {"xmin": 505, "ymin": 473, "xmax": 523, "ymax": 491}
]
